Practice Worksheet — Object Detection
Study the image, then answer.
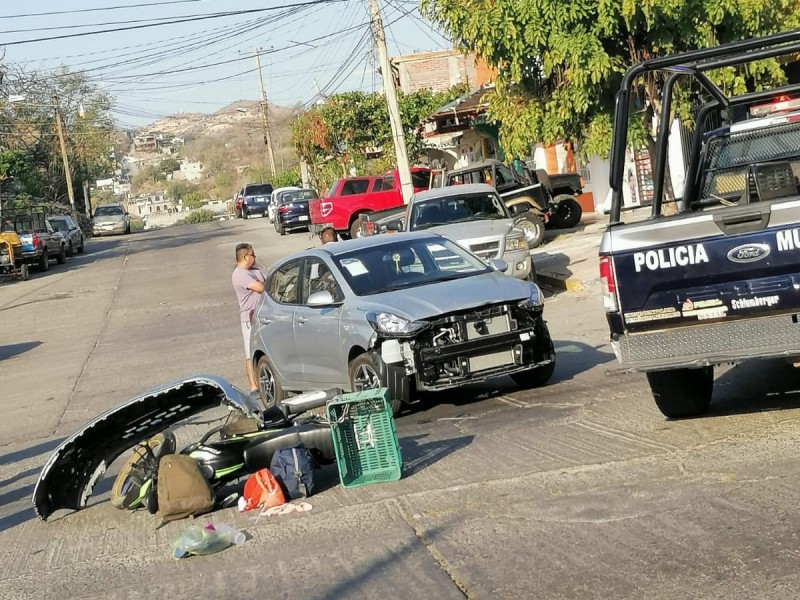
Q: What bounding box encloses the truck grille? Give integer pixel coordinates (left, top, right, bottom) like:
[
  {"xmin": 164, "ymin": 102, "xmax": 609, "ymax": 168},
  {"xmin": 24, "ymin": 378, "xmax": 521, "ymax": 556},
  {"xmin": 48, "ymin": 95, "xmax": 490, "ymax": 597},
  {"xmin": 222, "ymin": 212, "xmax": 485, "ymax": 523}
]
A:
[{"xmin": 468, "ymin": 241, "xmax": 500, "ymax": 259}]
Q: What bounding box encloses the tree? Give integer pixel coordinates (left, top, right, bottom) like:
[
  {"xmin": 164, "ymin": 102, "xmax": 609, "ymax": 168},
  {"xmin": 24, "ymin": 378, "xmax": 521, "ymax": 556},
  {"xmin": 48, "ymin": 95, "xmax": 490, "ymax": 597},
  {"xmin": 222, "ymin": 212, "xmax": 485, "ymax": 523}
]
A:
[
  {"xmin": 420, "ymin": 0, "xmax": 800, "ymax": 158},
  {"xmin": 291, "ymin": 86, "xmax": 468, "ymax": 192},
  {"xmin": 0, "ymin": 66, "xmax": 115, "ymax": 210},
  {"xmin": 182, "ymin": 191, "xmax": 204, "ymax": 209}
]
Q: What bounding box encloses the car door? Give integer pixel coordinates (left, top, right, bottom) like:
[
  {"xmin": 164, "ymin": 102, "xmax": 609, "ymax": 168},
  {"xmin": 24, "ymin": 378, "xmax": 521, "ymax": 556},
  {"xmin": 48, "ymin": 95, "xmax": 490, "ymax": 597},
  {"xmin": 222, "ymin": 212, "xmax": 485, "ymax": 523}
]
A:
[
  {"xmin": 257, "ymin": 259, "xmax": 303, "ymax": 383},
  {"xmin": 294, "ymin": 257, "xmax": 347, "ymax": 385}
]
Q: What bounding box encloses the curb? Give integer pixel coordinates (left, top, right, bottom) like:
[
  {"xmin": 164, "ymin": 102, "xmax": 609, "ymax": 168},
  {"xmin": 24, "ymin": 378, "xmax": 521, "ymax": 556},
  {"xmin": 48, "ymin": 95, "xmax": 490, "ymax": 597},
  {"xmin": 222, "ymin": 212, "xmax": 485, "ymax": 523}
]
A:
[{"xmin": 536, "ymin": 270, "xmax": 584, "ymax": 293}]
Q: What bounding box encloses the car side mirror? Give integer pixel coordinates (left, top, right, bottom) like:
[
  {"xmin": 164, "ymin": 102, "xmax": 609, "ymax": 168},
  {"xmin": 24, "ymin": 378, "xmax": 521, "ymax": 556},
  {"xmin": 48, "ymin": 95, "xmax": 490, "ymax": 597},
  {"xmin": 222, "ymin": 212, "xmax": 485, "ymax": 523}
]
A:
[
  {"xmin": 386, "ymin": 219, "xmax": 403, "ymax": 232},
  {"xmin": 307, "ymin": 290, "xmax": 336, "ymax": 307},
  {"xmin": 510, "ymin": 204, "xmax": 528, "ymax": 216},
  {"xmin": 488, "ymin": 258, "xmax": 509, "ymax": 273}
]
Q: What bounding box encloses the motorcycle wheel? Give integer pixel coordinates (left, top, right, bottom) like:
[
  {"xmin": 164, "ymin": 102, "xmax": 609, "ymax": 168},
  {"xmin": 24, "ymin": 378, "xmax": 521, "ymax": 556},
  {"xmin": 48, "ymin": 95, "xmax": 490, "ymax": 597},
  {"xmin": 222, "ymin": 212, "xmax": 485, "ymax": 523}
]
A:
[
  {"xmin": 110, "ymin": 431, "xmax": 177, "ymax": 510},
  {"xmin": 513, "ymin": 212, "xmax": 545, "ymax": 248}
]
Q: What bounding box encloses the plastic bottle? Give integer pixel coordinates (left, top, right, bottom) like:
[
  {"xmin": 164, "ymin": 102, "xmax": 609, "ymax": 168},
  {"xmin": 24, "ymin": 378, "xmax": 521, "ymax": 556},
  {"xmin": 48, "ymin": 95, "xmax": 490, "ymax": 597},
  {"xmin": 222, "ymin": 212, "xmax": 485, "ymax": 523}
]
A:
[
  {"xmin": 171, "ymin": 526, "xmax": 231, "ymax": 559},
  {"xmin": 210, "ymin": 523, "xmax": 246, "ymax": 545}
]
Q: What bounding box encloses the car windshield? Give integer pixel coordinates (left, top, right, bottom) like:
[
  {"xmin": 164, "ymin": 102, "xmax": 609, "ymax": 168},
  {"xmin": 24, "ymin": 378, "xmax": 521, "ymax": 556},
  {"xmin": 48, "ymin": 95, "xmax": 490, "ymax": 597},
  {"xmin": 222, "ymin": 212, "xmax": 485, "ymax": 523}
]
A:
[
  {"xmin": 333, "ymin": 237, "xmax": 489, "ymax": 296},
  {"xmin": 49, "ymin": 219, "xmax": 69, "ymax": 232},
  {"xmin": 244, "ymin": 184, "xmax": 272, "ymax": 196},
  {"xmin": 94, "ymin": 206, "xmax": 123, "ymax": 216},
  {"xmin": 409, "ymin": 192, "xmax": 508, "ymax": 229},
  {"xmin": 280, "ymin": 189, "xmax": 318, "ymax": 203}
]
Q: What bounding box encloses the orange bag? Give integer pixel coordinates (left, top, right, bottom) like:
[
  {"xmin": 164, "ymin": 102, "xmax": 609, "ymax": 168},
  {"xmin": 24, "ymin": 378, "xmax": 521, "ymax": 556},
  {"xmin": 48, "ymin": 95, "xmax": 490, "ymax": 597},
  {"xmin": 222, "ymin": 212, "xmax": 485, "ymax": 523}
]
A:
[{"xmin": 240, "ymin": 468, "xmax": 286, "ymax": 511}]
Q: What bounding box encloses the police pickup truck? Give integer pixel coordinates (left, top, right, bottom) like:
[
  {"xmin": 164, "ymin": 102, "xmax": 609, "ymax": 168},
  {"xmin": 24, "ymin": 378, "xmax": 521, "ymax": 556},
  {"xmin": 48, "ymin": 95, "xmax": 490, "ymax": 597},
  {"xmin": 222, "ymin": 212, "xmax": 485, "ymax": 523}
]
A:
[{"xmin": 601, "ymin": 29, "xmax": 800, "ymax": 418}]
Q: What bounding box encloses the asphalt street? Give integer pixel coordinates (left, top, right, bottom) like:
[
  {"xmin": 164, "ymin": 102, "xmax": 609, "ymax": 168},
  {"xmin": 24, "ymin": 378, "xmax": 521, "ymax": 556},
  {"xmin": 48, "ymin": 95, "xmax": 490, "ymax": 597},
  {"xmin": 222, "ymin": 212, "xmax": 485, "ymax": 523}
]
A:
[{"xmin": 3, "ymin": 218, "xmax": 800, "ymax": 599}]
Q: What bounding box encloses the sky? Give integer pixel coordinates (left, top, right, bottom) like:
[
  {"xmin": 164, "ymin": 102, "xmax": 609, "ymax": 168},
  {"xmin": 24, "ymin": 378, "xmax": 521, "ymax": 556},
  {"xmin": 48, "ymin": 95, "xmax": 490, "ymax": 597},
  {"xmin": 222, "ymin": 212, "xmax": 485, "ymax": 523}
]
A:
[{"xmin": 0, "ymin": 0, "xmax": 452, "ymax": 128}]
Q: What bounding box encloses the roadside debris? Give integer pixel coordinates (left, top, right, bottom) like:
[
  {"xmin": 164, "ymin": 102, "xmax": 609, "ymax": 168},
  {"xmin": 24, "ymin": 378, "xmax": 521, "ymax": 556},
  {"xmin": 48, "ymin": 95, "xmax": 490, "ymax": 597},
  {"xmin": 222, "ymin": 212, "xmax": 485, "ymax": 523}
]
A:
[{"xmin": 171, "ymin": 523, "xmax": 245, "ymax": 559}]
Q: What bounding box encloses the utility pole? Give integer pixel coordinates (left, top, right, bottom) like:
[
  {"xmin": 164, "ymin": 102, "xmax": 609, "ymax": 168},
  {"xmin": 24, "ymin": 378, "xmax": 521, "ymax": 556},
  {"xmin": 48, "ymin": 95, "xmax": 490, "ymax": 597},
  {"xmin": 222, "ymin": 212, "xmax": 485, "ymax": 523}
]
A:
[
  {"xmin": 53, "ymin": 98, "xmax": 78, "ymax": 219},
  {"xmin": 250, "ymin": 48, "xmax": 277, "ymax": 177},
  {"xmin": 366, "ymin": 0, "xmax": 413, "ymax": 203}
]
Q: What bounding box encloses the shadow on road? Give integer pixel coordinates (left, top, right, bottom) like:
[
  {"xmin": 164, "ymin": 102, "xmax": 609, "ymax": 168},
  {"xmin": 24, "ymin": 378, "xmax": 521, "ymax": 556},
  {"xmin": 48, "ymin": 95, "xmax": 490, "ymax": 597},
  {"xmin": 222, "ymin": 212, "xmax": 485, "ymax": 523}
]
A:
[
  {"xmin": 0, "ymin": 437, "xmax": 64, "ymax": 467},
  {"xmin": 551, "ymin": 339, "xmax": 615, "ymax": 382},
  {"xmin": 708, "ymin": 359, "xmax": 800, "ymax": 417},
  {"xmin": 400, "ymin": 434, "xmax": 474, "ymax": 476},
  {"xmin": 0, "ymin": 341, "xmax": 42, "ymax": 360}
]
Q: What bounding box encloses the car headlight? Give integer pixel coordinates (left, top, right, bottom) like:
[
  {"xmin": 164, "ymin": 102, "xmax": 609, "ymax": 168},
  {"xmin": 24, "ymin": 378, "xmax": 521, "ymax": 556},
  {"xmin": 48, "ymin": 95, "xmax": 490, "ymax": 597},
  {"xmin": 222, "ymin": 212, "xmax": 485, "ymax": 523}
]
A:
[
  {"xmin": 518, "ymin": 283, "xmax": 543, "ymax": 310},
  {"xmin": 505, "ymin": 235, "xmax": 528, "ymax": 252},
  {"xmin": 366, "ymin": 311, "xmax": 429, "ymax": 337}
]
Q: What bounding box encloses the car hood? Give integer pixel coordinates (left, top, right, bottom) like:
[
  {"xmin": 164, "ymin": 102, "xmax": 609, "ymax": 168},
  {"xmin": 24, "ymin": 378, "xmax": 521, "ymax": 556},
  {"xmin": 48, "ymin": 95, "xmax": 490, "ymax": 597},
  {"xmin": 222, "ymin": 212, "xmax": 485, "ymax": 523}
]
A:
[
  {"xmin": 424, "ymin": 218, "xmax": 515, "ymax": 241},
  {"xmin": 33, "ymin": 375, "xmax": 259, "ymax": 521},
  {"xmin": 356, "ymin": 271, "xmax": 534, "ymax": 321}
]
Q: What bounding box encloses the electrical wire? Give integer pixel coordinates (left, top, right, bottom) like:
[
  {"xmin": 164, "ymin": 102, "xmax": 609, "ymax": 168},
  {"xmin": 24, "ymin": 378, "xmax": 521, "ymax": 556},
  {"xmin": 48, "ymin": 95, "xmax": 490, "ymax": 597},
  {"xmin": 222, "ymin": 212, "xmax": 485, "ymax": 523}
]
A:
[
  {"xmin": 0, "ymin": 0, "xmax": 209, "ymax": 19},
  {"xmin": 2, "ymin": 0, "xmax": 347, "ymax": 46}
]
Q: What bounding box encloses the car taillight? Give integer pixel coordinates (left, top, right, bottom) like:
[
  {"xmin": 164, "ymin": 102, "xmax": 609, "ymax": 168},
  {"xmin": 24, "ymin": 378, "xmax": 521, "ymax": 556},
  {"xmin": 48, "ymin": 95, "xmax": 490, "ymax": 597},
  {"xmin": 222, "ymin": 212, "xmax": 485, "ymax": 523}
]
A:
[
  {"xmin": 279, "ymin": 205, "xmax": 289, "ymax": 213},
  {"xmin": 599, "ymin": 255, "xmax": 618, "ymax": 311},
  {"xmin": 364, "ymin": 221, "xmax": 375, "ymax": 235}
]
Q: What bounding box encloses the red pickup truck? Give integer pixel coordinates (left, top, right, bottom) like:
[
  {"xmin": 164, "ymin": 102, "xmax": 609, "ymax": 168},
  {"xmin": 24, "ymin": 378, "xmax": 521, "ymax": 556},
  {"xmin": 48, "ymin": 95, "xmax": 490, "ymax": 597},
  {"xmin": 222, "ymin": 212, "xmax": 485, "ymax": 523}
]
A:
[{"xmin": 309, "ymin": 167, "xmax": 432, "ymax": 239}]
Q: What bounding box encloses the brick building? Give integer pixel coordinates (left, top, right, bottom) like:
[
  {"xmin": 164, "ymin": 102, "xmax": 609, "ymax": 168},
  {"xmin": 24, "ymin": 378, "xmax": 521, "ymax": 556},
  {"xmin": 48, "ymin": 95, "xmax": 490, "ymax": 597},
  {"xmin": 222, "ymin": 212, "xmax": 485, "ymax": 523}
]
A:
[{"xmin": 391, "ymin": 49, "xmax": 494, "ymax": 94}]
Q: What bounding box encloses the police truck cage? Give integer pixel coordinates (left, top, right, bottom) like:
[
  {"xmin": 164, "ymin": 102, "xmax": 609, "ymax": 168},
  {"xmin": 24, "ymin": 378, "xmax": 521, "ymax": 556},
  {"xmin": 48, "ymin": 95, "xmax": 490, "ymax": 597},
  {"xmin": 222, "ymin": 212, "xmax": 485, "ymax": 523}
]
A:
[{"xmin": 608, "ymin": 28, "xmax": 800, "ymax": 224}]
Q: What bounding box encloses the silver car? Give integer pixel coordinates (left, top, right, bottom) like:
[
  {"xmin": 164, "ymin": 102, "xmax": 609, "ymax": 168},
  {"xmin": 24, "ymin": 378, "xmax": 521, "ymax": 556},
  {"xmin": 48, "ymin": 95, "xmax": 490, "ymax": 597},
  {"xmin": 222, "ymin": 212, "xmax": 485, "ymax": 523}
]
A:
[{"xmin": 250, "ymin": 231, "xmax": 556, "ymax": 415}]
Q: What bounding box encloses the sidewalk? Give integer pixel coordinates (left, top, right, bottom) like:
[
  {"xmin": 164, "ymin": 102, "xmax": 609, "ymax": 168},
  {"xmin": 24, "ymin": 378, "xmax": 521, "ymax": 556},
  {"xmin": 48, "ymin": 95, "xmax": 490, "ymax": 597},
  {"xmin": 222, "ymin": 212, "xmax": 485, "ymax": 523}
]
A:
[{"xmin": 532, "ymin": 207, "xmax": 651, "ymax": 293}]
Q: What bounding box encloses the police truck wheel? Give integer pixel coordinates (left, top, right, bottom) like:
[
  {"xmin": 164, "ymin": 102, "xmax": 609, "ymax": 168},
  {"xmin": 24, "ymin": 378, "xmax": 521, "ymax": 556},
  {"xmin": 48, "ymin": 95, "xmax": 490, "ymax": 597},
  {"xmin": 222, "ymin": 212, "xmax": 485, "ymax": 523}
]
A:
[
  {"xmin": 56, "ymin": 245, "xmax": 66, "ymax": 264},
  {"xmin": 647, "ymin": 366, "xmax": 714, "ymax": 418},
  {"xmin": 551, "ymin": 195, "xmax": 582, "ymax": 229},
  {"xmin": 20, "ymin": 264, "xmax": 30, "ymax": 281}
]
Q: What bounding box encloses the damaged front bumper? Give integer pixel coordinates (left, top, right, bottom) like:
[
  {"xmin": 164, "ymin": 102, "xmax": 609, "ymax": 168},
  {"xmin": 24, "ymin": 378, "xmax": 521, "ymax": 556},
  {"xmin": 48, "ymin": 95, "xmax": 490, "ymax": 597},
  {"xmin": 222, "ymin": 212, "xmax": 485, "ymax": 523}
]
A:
[
  {"xmin": 375, "ymin": 303, "xmax": 554, "ymax": 391},
  {"xmin": 33, "ymin": 375, "xmax": 260, "ymax": 521}
]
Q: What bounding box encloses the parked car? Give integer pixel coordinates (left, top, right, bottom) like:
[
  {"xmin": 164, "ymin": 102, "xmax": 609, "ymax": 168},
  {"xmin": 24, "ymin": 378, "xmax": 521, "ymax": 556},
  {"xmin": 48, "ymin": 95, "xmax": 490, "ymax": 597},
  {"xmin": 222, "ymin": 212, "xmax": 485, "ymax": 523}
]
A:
[
  {"xmin": 47, "ymin": 215, "xmax": 85, "ymax": 256},
  {"xmin": 274, "ymin": 188, "xmax": 319, "ymax": 235},
  {"xmin": 250, "ymin": 231, "xmax": 555, "ymax": 416},
  {"xmin": 378, "ymin": 184, "xmax": 535, "ymax": 281},
  {"xmin": 93, "ymin": 204, "xmax": 131, "ymax": 236},
  {"xmin": 240, "ymin": 183, "xmax": 274, "ymax": 219},
  {"xmin": 12, "ymin": 211, "xmax": 67, "ymax": 271},
  {"xmin": 268, "ymin": 186, "xmax": 301, "ymax": 223},
  {"xmin": 308, "ymin": 167, "xmax": 432, "ymax": 239}
]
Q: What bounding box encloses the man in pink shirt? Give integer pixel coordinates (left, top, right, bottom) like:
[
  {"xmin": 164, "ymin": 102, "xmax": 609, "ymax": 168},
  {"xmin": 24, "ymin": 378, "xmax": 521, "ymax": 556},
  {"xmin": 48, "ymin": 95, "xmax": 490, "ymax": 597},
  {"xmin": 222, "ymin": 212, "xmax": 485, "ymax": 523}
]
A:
[{"xmin": 231, "ymin": 242, "xmax": 265, "ymax": 398}]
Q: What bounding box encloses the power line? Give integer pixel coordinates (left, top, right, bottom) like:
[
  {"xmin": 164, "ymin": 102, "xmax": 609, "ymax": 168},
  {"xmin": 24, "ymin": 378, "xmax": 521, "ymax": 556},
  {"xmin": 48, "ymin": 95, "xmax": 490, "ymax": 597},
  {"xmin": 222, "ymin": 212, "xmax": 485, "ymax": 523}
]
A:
[
  {"xmin": 0, "ymin": 0, "xmax": 208, "ymax": 19},
  {"xmin": 1, "ymin": 0, "xmax": 346, "ymax": 46}
]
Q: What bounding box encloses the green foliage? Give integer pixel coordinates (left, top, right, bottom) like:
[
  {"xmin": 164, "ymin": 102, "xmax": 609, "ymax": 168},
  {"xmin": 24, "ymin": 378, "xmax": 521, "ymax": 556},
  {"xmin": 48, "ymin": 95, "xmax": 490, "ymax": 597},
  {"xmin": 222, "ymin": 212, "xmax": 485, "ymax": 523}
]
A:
[
  {"xmin": 182, "ymin": 191, "xmax": 205, "ymax": 209},
  {"xmin": 420, "ymin": 0, "xmax": 800, "ymax": 157},
  {"xmin": 158, "ymin": 157, "xmax": 181, "ymax": 175},
  {"xmin": 166, "ymin": 180, "xmax": 194, "ymax": 201},
  {"xmin": 0, "ymin": 149, "xmax": 43, "ymax": 197},
  {"xmin": 176, "ymin": 209, "xmax": 215, "ymax": 225},
  {"xmin": 130, "ymin": 218, "xmax": 145, "ymax": 232},
  {"xmin": 271, "ymin": 167, "xmax": 301, "ymax": 188},
  {"xmin": 0, "ymin": 67, "xmax": 116, "ymax": 207}
]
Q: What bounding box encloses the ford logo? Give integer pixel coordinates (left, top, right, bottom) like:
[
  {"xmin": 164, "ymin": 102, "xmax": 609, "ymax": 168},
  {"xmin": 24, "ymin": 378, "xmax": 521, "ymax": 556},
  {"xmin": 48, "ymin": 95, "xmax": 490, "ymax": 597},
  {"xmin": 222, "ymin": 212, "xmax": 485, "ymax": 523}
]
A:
[{"xmin": 726, "ymin": 243, "xmax": 771, "ymax": 263}]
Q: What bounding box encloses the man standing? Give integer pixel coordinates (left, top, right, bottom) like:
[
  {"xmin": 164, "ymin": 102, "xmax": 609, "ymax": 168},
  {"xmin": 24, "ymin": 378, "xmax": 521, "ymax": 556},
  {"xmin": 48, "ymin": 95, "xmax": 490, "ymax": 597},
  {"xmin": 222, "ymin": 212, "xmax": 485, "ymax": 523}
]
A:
[{"xmin": 231, "ymin": 243, "xmax": 265, "ymax": 398}]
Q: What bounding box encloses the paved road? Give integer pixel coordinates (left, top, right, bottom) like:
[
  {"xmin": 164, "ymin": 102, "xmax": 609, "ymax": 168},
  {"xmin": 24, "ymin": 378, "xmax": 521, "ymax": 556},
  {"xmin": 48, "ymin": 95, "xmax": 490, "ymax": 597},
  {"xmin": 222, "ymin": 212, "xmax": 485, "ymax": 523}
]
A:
[{"xmin": 3, "ymin": 219, "xmax": 800, "ymax": 599}]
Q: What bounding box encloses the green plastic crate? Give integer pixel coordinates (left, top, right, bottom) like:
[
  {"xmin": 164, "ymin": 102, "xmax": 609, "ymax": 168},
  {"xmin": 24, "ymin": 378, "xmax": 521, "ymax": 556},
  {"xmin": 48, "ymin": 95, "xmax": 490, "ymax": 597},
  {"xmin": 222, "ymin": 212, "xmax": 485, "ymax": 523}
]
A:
[{"xmin": 326, "ymin": 388, "xmax": 402, "ymax": 488}]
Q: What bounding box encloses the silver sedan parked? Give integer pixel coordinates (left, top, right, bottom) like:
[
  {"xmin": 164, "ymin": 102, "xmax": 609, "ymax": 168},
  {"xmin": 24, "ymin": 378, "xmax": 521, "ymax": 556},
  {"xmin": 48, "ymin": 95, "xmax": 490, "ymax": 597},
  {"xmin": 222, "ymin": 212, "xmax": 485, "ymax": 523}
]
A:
[{"xmin": 250, "ymin": 231, "xmax": 556, "ymax": 415}]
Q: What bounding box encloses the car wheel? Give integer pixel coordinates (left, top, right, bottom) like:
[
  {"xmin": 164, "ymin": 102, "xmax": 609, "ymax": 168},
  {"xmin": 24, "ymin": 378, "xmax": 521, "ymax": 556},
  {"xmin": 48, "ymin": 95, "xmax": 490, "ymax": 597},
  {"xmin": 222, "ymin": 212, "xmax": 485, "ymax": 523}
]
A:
[
  {"xmin": 513, "ymin": 212, "xmax": 545, "ymax": 248},
  {"xmin": 256, "ymin": 355, "xmax": 287, "ymax": 412},
  {"xmin": 38, "ymin": 250, "xmax": 50, "ymax": 272},
  {"xmin": 242, "ymin": 210, "xmax": 249, "ymax": 220},
  {"xmin": 550, "ymin": 195, "xmax": 582, "ymax": 229},
  {"xmin": 56, "ymin": 245, "xmax": 66, "ymax": 264},
  {"xmin": 77, "ymin": 237, "xmax": 85, "ymax": 253},
  {"xmin": 276, "ymin": 220, "xmax": 286, "ymax": 236},
  {"xmin": 348, "ymin": 352, "xmax": 407, "ymax": 417},
  {"xmin": 19, "ymin": 263, "xmax": 30, "ymax": 281},
  {"xmin": 349, "ymin": 216, "xmax": 366, "ymax": 240},
  {"xmin": 647, "ymin": 366, "xmax": 714, "ymax": 419},
  {"xmin": 511, "ymin": 333, "xmax": 556, "ymax": 388},
  {"xmin": 67, "ymin": 241, "xmax": 74, "ymax": 257}
]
